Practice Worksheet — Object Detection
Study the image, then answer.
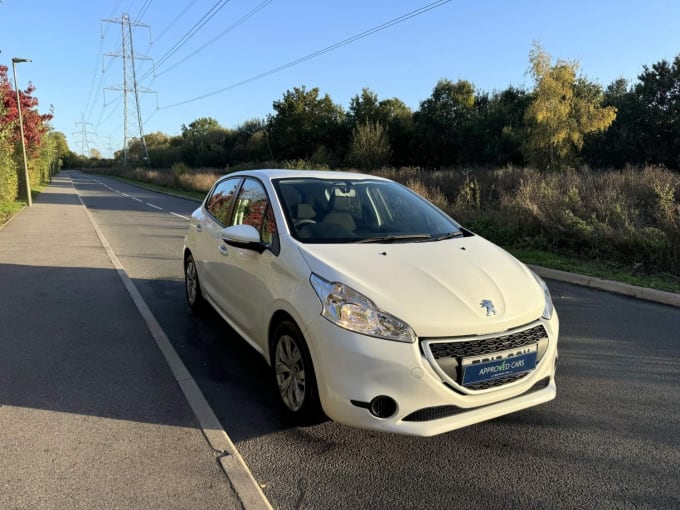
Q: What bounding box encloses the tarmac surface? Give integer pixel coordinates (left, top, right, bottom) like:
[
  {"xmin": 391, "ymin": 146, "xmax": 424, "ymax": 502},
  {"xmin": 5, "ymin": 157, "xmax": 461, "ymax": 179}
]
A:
[{"xmin": 0, "ymin": 175, "xmax": 250, "ymax": 509}]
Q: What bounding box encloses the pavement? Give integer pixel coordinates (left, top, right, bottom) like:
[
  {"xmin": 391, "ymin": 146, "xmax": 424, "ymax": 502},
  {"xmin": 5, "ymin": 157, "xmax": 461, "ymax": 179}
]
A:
[{"xmin": 0, "ymin": 174, "xmax": 268, "ymax": 509}]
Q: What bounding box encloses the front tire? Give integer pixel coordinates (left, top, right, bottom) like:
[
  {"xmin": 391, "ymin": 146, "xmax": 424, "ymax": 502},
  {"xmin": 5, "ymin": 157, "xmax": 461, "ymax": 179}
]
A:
[
  {"xmin": 272, "ymin": 321, "xmax": 322, "ymax": 422},
  {"xmin": 184, "ymin": 253, "xmax": 206, "ymax": 312}
]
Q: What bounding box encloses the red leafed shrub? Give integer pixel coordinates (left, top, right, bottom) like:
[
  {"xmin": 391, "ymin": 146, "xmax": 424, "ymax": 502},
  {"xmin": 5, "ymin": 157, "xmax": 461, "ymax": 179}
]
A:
[{"xmin": 0, "ymin": 64, "xmax": 53, "ymax": 152}]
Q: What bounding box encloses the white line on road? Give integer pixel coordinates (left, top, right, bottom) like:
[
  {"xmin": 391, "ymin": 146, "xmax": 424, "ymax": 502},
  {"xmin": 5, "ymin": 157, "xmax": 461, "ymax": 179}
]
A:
[{"xmin": 146, "ymin": 202, "xmax": 163, "ymax": 210}]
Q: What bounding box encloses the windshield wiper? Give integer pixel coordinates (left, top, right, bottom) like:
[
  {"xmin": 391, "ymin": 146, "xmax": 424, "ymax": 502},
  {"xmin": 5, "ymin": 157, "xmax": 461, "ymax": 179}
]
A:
[
  {"xmin": 431, "ymin": 231, "xmax": 464, "ymax": 241},
  {"xmin": 356, "ymin": 233, "xmax": 432, "ymax": 244}
]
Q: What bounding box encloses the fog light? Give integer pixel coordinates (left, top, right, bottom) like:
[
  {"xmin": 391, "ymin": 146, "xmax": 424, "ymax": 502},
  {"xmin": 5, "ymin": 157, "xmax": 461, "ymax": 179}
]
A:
[{"xmin": 369, "ymin": 396, "xmax": 397, "ymax": 418}]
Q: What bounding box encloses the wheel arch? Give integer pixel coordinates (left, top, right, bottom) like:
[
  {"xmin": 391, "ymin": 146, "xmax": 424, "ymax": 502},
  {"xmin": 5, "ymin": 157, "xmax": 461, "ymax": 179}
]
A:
[
  {"xmin": 183, "ymin": 246, "xmax": 193, "ymax": 265},
  {"xmin": 268, "ymin": 310, "xmax": 299, "ymax": 365}
]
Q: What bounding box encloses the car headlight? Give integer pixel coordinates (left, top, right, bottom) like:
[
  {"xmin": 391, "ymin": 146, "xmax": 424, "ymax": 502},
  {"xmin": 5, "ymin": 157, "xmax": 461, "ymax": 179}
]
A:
[
  {"xmin": 310, "ymin": 273, "xmax": 416, "ymax": 343},
  {"xmin": 532, "ymin": 272, "xmax": 554, "ymax": 320}
]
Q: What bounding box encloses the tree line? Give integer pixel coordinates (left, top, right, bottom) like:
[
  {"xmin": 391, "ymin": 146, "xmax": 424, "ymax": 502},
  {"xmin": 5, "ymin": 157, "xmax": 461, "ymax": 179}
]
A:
[
  {"xmin": 5, "ymin": 42, "xmax": 678, "ymax": 205},
  {"xmin": 102, "ymin": 44, "xmax": 679, "ymax": 174}
]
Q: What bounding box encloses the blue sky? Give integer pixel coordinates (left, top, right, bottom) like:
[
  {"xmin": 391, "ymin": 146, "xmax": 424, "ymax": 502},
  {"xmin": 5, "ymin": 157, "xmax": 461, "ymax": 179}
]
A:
[{"xmin": 2, "ymin": 0, "xmax": 679, "ymax": 157}]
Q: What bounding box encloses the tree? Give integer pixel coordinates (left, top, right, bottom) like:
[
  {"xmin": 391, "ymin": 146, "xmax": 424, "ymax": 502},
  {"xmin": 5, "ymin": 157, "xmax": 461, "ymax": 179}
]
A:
[
  {"xmin": 180, "ymin": 117, "xmax": 220, "ymax": 139},
  {"xmin": 347, "ymin": 121, "xmax": 391, "ymax": 170},
  {"xmin": 50, "ymin": 130, "xmax": 70, "ymax": 160},
  {"xmin": 633, "ymin": 55, "xmax": 680, "ymax": 168},
  {"xmin": 179, "ymin": 117, "xmax": 229, "ymax": 167},
  {"xmin": 0, "ymin": 65, "xmax": 52, "ymax": 152},
  {"xmin": 347, "ymin": 88, "xmax": 384, "ymax": 128},
  {"xmin": 267, "ymin": 86, "xmax": 346, "ymax": 164},
  {"xmin": 413, "ymin": 79, "xmax": 475, "ymax": 166},
  {"xmin": 0, "ymin": 64, "xmax": 53, "ymax": 201},
  {"xmin": 522, "ymin": 43, "xmax": 617, "ymax": 170},
  {"xmin": 582, "ymin": 78, "xmax": 641, "ymax": 168},
  {"xmin": 347, "ymin": 88, "xmax": 413, "ymax": 166},
  {"xmin": 231, "ymin": 118, "xmax": 271, "ymax": 163}
]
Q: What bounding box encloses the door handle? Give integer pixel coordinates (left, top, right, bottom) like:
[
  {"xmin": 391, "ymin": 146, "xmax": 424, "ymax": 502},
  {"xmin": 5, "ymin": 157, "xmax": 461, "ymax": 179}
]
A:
[
  {"xmin": 194, "ymin": 223, "xmax": 202, "ymax": 232},
  {"xmin": 218, "ymin": 244, "xmax": 228, "ymax": 256}
]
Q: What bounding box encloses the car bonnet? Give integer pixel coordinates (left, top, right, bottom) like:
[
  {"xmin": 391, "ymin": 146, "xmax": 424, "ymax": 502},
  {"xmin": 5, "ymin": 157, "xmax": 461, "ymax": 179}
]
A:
[{"xmin": 297, "ymin": 235, "xmax": 545, "ymax": 338}]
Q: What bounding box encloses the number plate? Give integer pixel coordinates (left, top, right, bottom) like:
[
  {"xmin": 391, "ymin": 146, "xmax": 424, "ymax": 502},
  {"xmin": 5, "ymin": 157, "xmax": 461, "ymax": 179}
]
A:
[{"xmin": 462, "ymin": 344, "xmax": 537, "ymax": 386}]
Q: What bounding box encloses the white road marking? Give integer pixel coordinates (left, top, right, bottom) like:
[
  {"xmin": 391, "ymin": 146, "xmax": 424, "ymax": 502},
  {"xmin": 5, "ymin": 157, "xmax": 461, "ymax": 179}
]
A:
[{"xmin": 146, "ymin": 202, "xmax": 163, "ymax": 210}]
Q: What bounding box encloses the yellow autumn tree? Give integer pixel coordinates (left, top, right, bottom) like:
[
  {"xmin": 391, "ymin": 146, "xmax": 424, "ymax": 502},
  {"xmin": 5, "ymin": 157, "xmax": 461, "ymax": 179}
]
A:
[{"xmin": 523, "ymin": 43, "xmax": 617, "ymax": 170}]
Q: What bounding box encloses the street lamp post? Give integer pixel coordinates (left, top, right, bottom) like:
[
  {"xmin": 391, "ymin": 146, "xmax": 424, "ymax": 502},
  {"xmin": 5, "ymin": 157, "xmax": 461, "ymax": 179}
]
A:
[{"xmin": 12, "ymin": 57, "xmax": 32, "ymax": 206}]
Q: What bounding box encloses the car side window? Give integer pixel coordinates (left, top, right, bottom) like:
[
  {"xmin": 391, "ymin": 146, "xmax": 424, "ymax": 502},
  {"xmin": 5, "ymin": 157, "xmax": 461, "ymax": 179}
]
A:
[
  {"xmin": 231, "ymin": 178, "xmax": 278, "ymax": 248},
  {"xmin": 206, "ymin": 178, "xmax": 241, "ymax": 226}
]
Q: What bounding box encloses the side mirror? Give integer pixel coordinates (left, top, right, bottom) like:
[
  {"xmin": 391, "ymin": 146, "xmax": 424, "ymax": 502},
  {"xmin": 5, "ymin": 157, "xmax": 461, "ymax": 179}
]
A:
[{"xmin": 221, "ymin": 224, "xmax": 266, "ymax": 253}]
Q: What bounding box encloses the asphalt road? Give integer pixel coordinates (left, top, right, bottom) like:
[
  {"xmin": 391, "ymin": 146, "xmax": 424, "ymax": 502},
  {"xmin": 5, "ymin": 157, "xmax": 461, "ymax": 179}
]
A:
[{"xmin": 71, "ymin": 170, "xmax": 680, "ymax": 510}]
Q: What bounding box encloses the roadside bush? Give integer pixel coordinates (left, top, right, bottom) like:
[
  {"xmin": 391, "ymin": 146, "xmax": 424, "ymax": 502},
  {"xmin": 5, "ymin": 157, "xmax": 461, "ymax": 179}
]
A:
[
  {"xmin": 176, "ymin": 169, "xmax": 221, "ymax": 193},
  {"xmin": 171, "ymin": 162, "xmax": 189, "ymax": 187},
  {"xmin": 0, "ymin": 142, "xmax": 18, "ymax": 202}
]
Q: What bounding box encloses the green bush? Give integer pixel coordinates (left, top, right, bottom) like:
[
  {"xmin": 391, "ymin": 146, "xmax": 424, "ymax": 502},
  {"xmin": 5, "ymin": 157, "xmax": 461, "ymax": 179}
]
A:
[{"xmin": 0, "ymin": 143, "xmax": 18, "ymax": 202}]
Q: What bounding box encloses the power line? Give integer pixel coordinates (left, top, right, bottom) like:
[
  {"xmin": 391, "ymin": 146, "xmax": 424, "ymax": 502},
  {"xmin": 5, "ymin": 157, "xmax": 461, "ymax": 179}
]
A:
[
  {"xmin": 83, "ymin": 0, "xmax": 127, "ymax": 126},
  {"xmin": 96, "ymin": 94, "xmax": 123, "ymax": 132},
  {"xmin": 153, "ymin": 0, "xmax": 272, "ymax": 79},
  {"xmin": 135, "ymin": 0, "xmax": 154, "ymax": 22},
  {"xmin": 153, "ymin": 0, "xmax": 199, "ymax": 43},
  {"xmin": 160, "ymin": 0, "xmax": 451, "ymax": 110},
  {"xmin": 139, "ymin": 0, "xmax": 232, "ymax": 81}
]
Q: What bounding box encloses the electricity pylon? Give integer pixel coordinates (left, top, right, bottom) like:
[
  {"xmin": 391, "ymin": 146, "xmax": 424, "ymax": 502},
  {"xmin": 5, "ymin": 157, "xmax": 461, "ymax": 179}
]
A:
[
  {"xmin": 74, "ymin": 114, "xmax": 96, "ymax": 157},
  {"xmin": 102, "ymin": 13, "xmax": 154, "ymax": 166}
]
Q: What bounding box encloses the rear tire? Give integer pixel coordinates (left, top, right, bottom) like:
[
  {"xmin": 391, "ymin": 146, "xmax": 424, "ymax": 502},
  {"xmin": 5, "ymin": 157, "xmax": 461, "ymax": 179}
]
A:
[
  {"xmin": 272, "ymin": 320, "xmax": 322, "ymax": 423},
  {"xmin": 184, "ymin": 253, "xmax": 206, "ymax": 312}
]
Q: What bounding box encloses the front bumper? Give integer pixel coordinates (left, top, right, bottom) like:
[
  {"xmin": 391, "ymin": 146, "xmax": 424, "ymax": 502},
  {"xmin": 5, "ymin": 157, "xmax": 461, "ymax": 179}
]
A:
[{"xmin": 303, "ymin": 311, "xmax": 559, "ymax": 437}]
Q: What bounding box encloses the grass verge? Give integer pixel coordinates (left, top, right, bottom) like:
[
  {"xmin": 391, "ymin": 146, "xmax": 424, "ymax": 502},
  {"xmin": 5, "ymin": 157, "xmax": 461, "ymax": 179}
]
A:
[
  {"xmin": 0, "ymin": 185, "xmax": 47, "ymax": 228},
  {"xmin": 507, "ymin": 246, "xmax": 680, "ymax": 294},
  {"xmin": 0, "ymin": 200, "xmax": 24, "ymax": 227},
  {"xmin": 111, "ymin": 176, "xmax": 205, "ymax": 202}
]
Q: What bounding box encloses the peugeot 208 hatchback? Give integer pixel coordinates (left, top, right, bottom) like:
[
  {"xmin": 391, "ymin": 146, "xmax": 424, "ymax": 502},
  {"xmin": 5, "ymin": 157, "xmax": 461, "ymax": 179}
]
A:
[{"xmin": 183, "ymin": 169, "xmax": 558, "ymax": 436}]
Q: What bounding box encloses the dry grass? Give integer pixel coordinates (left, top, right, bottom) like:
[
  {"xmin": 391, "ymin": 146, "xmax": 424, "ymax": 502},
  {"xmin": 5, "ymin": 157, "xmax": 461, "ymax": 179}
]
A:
[
  {"xmin": 101, "ymin": 165, "xmax": 222, "ymax": 193},
  {"xmin": 375, "ymin": 165, "xmax": 680, "ymax": 276}
]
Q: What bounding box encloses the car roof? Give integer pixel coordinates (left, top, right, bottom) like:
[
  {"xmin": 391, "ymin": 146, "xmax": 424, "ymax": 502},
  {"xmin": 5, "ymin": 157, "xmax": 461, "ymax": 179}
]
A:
[{"xmin": 221, "ymin": 169, "xmax": 391, "ymax": 183}]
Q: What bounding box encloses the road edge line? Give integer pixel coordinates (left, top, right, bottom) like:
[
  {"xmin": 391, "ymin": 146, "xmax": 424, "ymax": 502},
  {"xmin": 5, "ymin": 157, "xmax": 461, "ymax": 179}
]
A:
[{"xmin": 70, "ymin": 173, "xmax": 272, "ymax": 510}]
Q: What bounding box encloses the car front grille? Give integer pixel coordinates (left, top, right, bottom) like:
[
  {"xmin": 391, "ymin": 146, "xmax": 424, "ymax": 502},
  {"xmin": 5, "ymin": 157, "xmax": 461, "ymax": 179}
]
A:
[{"xmin": 422, "ymin": 324, "xmax": 549, "ymax": 392}]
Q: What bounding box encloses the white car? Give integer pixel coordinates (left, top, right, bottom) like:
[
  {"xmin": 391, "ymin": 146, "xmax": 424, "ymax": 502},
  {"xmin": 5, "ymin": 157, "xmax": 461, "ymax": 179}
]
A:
[{"xmin": 183, "ymin": 169, "xmax": 559, "ymax": 436}]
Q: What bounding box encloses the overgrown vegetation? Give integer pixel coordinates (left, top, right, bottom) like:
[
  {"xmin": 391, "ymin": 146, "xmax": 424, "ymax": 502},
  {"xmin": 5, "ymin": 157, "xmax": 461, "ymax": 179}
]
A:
[{"xmin": 375, "ymin": 166, "xmax": 680, "ymax": 277}]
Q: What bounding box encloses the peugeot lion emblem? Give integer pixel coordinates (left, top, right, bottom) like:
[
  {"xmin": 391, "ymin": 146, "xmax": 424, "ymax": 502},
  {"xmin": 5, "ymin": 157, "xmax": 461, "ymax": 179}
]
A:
[{"xmin": 480, "ymin": 299, "xmax": 496, "ymax": 316}]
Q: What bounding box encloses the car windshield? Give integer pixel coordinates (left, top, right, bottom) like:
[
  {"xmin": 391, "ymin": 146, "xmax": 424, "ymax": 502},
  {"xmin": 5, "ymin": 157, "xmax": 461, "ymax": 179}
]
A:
[{"xmin": 273, "ymin": 177, "xmax": 463, "ymax": 243}]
